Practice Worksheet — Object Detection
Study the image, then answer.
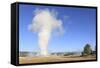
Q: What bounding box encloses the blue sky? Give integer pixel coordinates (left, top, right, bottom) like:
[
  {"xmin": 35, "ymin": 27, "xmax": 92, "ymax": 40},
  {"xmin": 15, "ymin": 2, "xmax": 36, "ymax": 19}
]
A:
[{"xmin": 19, "ymin": 4, "xmax": 96, "ymax": 52}]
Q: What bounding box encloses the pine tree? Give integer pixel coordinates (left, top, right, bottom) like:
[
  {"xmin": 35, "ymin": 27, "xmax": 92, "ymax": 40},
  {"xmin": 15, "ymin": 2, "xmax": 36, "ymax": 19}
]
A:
[{"xmin": 82, "ymin": 44, "xmax": 92, "ymax": 56}]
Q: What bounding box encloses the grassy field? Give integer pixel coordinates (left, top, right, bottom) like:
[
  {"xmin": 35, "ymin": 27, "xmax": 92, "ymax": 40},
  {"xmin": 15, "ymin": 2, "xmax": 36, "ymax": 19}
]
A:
[{"xmin": 19, "ymin": 55, "xmax": 96, "ymax": 64}]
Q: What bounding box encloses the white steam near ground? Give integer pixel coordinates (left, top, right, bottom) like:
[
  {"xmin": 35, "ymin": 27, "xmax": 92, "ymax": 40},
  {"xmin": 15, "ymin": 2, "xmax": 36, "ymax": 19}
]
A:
[{"xmin": 28, "ymin": 9, "xmax": 64, "ymax": 56}]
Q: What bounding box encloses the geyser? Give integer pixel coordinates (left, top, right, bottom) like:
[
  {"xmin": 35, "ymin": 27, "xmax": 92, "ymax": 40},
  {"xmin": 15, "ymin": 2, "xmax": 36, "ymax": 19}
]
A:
[{"xmin": 29, "ymin": 9, "xmax": 64, "ymax": 56}]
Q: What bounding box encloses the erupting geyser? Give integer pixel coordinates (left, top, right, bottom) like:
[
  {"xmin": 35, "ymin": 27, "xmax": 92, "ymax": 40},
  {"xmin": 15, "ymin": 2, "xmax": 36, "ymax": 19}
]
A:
[{"xmin": 29, "ymin": 9, "xmax": 64, "ymax": 56}]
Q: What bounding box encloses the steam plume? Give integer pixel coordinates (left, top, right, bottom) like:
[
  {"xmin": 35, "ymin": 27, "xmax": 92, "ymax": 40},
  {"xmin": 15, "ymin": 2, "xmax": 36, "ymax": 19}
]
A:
[{"xmin": 29, "ymin": 9, "xmax": 64, "ymax": 56}]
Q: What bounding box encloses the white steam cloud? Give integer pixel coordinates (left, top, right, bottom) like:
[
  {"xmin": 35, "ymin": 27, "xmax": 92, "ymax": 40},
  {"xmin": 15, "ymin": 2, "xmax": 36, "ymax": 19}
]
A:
[{"xmin": 28, "ymin": 9, "xmax": 64, "ymax": 56}]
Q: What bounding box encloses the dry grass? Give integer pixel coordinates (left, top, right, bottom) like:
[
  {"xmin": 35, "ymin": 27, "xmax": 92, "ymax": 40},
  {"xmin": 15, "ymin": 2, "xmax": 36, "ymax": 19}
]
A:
[{"xmin": 19, "ymin": 55, "xmax": 96, "ymax": 64}]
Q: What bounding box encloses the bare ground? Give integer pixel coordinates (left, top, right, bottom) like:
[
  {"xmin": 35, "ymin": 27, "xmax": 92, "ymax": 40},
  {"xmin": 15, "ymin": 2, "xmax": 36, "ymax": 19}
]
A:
[{"xmin": 19, "ymin": 55, "xmax": 96, "ymax": 64}]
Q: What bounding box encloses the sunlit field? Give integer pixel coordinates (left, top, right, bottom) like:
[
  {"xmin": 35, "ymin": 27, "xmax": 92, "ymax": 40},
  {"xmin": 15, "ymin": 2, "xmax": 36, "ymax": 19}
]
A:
[{"xmin": 19, "ymin": 55, "xmax": 96, "ymax": 64}]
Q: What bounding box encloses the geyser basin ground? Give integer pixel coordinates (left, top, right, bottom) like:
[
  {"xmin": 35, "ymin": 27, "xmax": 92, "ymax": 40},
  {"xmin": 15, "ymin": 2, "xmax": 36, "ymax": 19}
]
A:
[{"xmin": 19, "ymin": 55, "xmax": 96, "ymax": 64}]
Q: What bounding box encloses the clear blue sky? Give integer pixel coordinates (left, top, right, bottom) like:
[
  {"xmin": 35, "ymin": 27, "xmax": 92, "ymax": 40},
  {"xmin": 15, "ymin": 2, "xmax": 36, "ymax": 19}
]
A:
[{"xmin": 19, "ymin": 4, "xmax": 96, "ymax": 52}]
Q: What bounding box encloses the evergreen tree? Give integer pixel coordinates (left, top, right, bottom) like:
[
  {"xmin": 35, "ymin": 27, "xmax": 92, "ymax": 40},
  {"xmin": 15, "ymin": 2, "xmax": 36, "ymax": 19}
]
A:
[{"xmin": 82, "ymin": 44, "xmax": 92, "ymax": 56}]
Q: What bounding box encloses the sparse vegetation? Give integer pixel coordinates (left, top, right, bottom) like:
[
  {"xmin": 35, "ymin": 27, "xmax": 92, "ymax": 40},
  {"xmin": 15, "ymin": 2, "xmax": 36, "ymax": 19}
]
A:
[
  {"xmin": 19, "ymin": 56, "xmax": 96, "ymax": 64},
  {"xmin": 19, "ymin": 44, "xmax": 96, "ymax": 64}
]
